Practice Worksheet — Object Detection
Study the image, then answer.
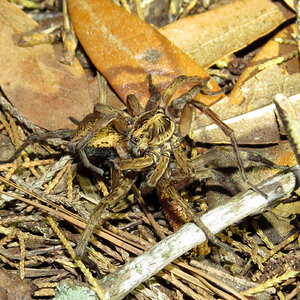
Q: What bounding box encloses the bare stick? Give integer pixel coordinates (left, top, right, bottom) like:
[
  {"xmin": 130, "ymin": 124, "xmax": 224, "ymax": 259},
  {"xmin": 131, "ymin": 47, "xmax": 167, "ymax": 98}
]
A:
[{"xmin": 99, "ymin": 166, "xmax": 300, "ymax": 300}]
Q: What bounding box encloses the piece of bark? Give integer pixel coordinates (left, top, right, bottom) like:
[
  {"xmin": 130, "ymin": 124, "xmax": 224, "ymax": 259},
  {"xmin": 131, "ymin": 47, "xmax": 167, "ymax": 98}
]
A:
[{"xmin": 99, "ymin": 166, "xmax": 300, "ymax": 299}]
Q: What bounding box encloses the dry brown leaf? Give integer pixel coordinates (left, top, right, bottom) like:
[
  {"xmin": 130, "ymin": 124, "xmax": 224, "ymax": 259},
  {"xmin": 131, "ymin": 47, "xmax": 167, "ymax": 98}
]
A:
[
  {"xmin": 160, "ymin": 0, "xmax": 294, "ymax": 68},
  {"xmin": 68, "ymin": 0, "xmax": 223, "ymax": 108},
  {"xmin": 0, "ymin": 0, "xmax": 93, "ymax": 130}
]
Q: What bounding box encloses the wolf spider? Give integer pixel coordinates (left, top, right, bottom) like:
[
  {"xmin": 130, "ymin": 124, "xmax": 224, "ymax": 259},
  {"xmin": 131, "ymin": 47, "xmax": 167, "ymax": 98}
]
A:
[{"xmin": 0, "ymin": 75, "xmax": 273, "ymax": 257}]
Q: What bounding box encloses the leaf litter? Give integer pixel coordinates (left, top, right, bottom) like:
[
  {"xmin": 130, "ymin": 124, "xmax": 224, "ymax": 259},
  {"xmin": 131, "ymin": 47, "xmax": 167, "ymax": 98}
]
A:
[
  {"xmin": 0, "ymin": 0, "xmax": 299, "ymax": 299},
  {"xmin": 0, "ymin": 0, "xmax": 93, "ymax": 131}
]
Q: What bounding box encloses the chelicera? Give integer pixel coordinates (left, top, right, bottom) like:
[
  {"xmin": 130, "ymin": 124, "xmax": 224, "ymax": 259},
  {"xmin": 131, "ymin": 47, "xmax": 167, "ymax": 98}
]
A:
[{"xmin": 0, "ymin": 75, "xmax": 272, "ymax": 257}]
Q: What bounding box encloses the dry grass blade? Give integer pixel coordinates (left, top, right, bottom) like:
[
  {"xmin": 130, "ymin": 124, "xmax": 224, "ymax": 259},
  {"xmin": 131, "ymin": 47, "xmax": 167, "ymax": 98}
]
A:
[
  {"xmin": 174, "ymin": 261, "xmax": 248, "ymax": 300},
  {"xmin": 0, "ymin": 176, "xmax": 144, "ymax": 256}
]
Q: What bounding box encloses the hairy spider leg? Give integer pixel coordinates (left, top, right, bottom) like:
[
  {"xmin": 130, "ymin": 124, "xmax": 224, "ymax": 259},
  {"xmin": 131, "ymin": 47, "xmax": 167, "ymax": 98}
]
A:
[
  {"xmin": 171, "ymin": 143, "xmax": 239, "ymax": 195},
  {"xmin": 126, "ymin": 74, "xmax": 161, "ymax": 116},
  {"xmin": 190, "ymin": 100, "xmax": 267, "ymax": 198},
  {"xmin": 147, "ymin": 143, "xmax": 172, "ymax": 187},
  {"xmin": 93, "ymin": 103, "xmax": 130, "ymax": 133},
  {"xmin": 144, "ymin": 74, "xmax": 161, "ymax": 112},
  {"xmin": 157, "ymin": 176, "xmax": 235, "ymax": 253},
  {"xmin": 161, "ymin": 75, "xmax": 215, "ymax": 108},
  {"xmin": 76, "ymin": 177, "xmax": 135, "ymax": 257},
  {"xmin": 0, "ymin": 129, "xmax": 73, "ymax": 163},
  {"xmin": 127, "ymin": 94, "xmax": 144, "ymax": 116}
]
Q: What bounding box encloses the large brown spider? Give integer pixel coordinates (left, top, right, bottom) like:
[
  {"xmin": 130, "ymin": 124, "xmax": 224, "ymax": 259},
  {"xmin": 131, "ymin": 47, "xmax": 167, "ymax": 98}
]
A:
[{"xmin": 0, "ymin": 75, "xmax": 273, "ymax": 257}]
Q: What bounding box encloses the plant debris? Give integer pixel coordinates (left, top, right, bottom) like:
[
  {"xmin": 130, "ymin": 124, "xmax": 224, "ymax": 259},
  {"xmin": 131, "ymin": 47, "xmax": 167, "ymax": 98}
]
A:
[{"xmin": 0, "ymin": 1, "xmax": 299, "ymax": 300}]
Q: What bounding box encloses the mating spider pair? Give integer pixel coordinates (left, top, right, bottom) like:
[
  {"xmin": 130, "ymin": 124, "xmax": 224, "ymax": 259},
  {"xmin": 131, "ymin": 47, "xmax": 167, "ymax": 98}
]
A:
[{"xmin": 0, "ymin": 75, "xmax": 271, "ymax": 256}]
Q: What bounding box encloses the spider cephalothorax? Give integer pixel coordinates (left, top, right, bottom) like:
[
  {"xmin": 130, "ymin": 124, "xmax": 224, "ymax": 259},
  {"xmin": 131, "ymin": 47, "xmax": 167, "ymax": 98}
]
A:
[{"xmin": 127, "ymin": 110, "xmax": 175, "ymax": 157}]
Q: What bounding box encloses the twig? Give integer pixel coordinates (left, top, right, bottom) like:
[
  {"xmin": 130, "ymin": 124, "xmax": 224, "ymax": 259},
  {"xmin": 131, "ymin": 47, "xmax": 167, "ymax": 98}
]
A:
[
  {"xmin": 98, "ymin": 166, "xmax": 300, "ymax": 300},
  {"xmin": 158, "ymin": 271, "xmax": 205, "ymax": 300},
  {"xmin": 47, "ymin": 216, "xmax": 106, "ymax": 300},
  {"xmin": 32, "ymin": 155, "xmax": 73, "ymax": 188},
  {"xmin": 176, "ymin": 260, "xmax": 248, "ymax": 300},
  {"xmin": 61, "ymin": 0, "xmax": 78, "ymax": 65}
]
